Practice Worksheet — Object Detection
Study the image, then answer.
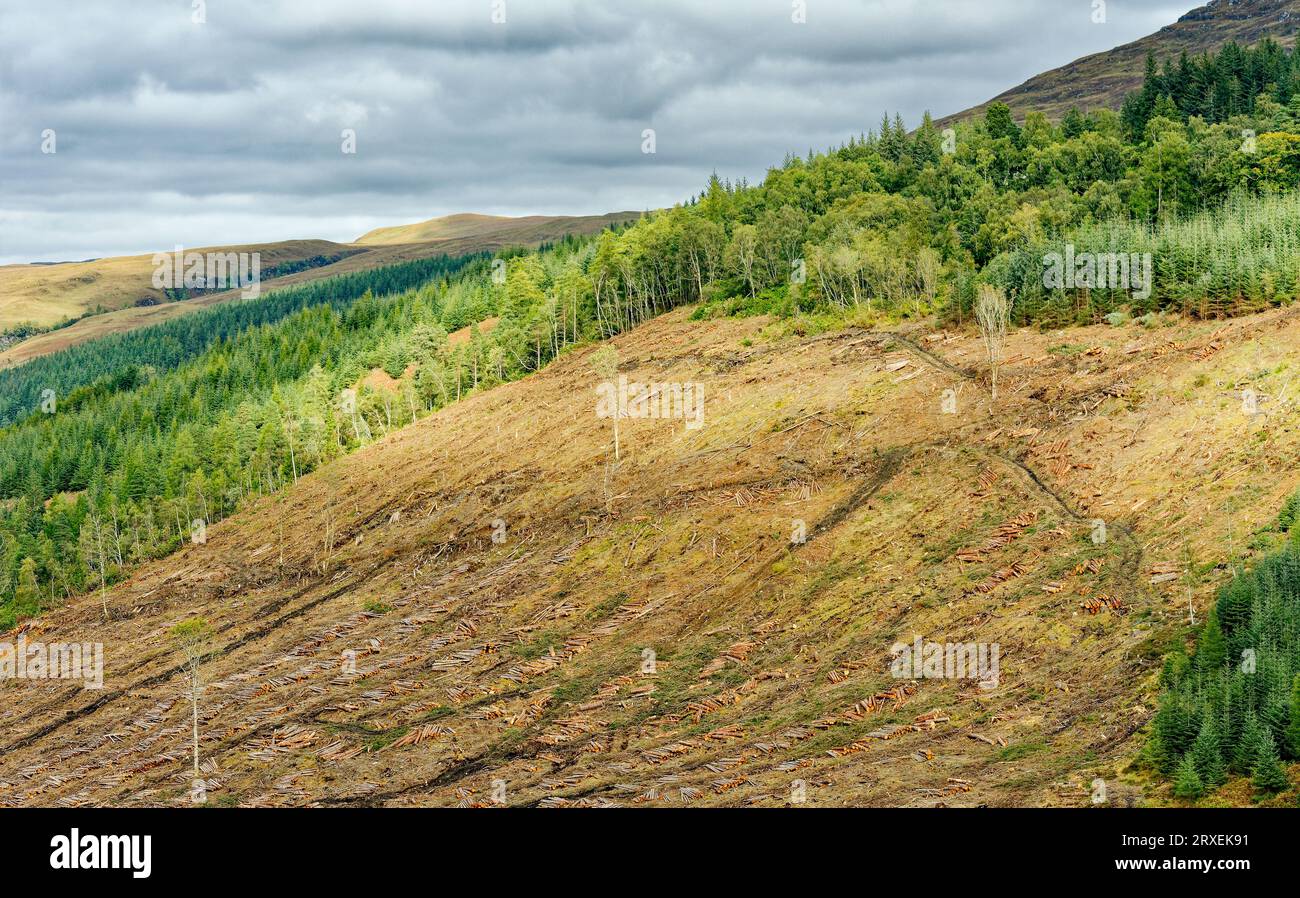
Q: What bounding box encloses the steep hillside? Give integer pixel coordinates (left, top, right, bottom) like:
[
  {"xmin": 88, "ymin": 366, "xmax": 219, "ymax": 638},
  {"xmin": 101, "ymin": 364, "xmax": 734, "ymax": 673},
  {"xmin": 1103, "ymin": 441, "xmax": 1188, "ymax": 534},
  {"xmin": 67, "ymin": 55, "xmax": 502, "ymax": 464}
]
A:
[
  {"xmin": 0, "ymin": 213, "xmax": 639, "ymax": 367},
  {"xmin": 355, "ymin": 212, "xmax": 640, "ymax": 247},
  {"xmin": 942, "ymin": 0, "xmax": 1300, "ymax": 124},
  {"xmin": 4, "ymin": 304, "xmax": 1298, "ymax": 807}
]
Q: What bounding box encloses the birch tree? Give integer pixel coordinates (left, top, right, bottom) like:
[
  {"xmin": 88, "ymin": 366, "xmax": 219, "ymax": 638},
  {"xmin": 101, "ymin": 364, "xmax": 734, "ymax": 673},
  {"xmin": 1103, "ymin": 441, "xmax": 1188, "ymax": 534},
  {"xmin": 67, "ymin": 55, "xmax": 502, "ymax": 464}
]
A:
[
  {"xmin": 170, "ymin": 617, "xmax": 213, "ymax": 800},
  {"xmin": 591, "ymin": 346, "xmax": 621, "ymax": 461},
  {"xmin": 975, "ymin": 284, "xmax": 1010, "ymax": 402}
]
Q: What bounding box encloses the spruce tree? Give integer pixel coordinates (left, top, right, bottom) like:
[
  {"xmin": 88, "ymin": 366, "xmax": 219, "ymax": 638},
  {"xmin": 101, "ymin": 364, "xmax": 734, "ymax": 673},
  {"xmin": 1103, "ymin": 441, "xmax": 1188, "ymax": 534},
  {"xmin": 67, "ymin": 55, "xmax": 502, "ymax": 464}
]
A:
[
  {"xmin": 1191, "ymin": 716, "xmax": 1226, "ymax": 786},
  {"xmin": 1173, "ymin": 753, "xmax": 1204, "ymax": 800},
  {"xmin": 1284, "ymin": 673, "xmax": 1300, "ymax": 762},
  {"xmin": 1159, "ymin": 647, "xmax": 1190, "ymax": 689},
  {"xmin": 1224, "ymin": 674, "xmax": 1248, "ymax": 749},
  {"xmin": 912, "ymin": 112, "xmax": 942, "ymax": 167},
  {"xmin": 1061, "ymin": 108, "xmax": 1086, "ymax": 140},
  {"xmin": 1195, "ymin": 605, "xmax": 1227, "ymax": 674},
  {"xmin": 984, "ymin": 102, "xmax": 1021, "ymax": 145},
  {"xmin": 1236, "ymin": 710, "xmax": 1268, "ymax": 774},
  {"xmin": 1252, "ymin": 732, "xmax": 1290, "ymax": 795}
]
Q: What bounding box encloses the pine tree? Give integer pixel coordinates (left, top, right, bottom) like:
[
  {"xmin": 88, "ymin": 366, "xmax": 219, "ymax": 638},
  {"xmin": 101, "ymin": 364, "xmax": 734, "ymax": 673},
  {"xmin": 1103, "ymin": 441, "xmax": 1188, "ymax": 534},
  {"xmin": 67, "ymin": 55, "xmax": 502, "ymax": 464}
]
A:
[
  {"xmin": 1235, "ymin": 711, "xmax": 1268, "ymax": 774},
  {"xmin": 1061, "ymin": 108, "xmax": 1086, "ymax": 140},
  {"xmin": 1195, "ymin": 605, "xmax": 1227, "ymax": 674},
  {"xmin": 1191, "ymin": 716, "xmax": 1226, "ymax": 786},
  {"xmin": 1252, "ymin": 732, "xmax": 1290, "ymax": 794},
  {"xmin": 1284, "ymin": 673, "xmax": 1300, "ymax": 762},
  {"xmin": 1173, "ymin": 753, "xmax": 1204, "ymax": 800}
]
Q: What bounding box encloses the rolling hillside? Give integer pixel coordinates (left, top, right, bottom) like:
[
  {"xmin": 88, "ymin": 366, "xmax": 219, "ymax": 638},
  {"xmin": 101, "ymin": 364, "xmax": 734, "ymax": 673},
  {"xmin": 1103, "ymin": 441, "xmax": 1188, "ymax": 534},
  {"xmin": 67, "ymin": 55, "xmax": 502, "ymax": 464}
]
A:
[
  {"xmin": 0, "ymin": 240, "xmax": 357, "ymax": 332},
  {"xmin": 941, "ymin": 0, "xmax": 1300, "ymax": 124},
  {"xmin": 0, "ymin": 213, "xmax": 639, "ymax": 367},
  {"xmin": 4, "ymin": 304, "xmax": 1298, "ymax": 807},
  {"xmin": 355, "ymin": 212, "xmax": 639, "ymax": 247}
]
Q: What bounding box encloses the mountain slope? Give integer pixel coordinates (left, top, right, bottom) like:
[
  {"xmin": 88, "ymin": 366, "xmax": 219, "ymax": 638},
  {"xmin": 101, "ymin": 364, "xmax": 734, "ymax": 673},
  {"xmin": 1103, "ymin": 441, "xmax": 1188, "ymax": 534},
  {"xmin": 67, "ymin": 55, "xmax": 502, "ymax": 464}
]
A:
[
  {"xmin": 4, "ymin": 305, "xmax": 1298, "ymax": 807},
  {"xmin": 942, "ymin": 0, "xmax": 1300, "ymax": 124}
]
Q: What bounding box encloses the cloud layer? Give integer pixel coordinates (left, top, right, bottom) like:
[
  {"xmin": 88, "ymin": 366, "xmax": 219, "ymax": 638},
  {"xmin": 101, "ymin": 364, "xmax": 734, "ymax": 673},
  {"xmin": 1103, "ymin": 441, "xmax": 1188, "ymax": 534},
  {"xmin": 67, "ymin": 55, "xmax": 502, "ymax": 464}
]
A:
[{"xmin": 0, "ymin": 0, "xmax": 1191, "ymax": 263}]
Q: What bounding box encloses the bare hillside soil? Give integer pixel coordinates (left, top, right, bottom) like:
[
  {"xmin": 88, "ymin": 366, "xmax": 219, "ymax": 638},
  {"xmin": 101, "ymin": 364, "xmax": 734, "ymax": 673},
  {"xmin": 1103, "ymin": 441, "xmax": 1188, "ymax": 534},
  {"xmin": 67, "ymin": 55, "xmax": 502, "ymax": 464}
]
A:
[{"xmin": 3, "ymin": 306, "xmax": 1299, "ymax": 807}]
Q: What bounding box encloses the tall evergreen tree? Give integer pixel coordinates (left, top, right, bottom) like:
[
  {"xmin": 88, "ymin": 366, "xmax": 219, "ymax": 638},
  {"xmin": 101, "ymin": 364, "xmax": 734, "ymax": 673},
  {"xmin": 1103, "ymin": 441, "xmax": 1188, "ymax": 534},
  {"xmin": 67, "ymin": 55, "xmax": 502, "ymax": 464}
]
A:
[
  {"xmin": 1173, "ymin": 753, "xmax": 1204, "ymax": 800},
  {"xmin": 1285, "ymin": 674, "xmax": 1300, "ymax": 762},
  {"xmin": 1196, "ymin": 605, "xmax": 1227, "ymax": 674},
  {"xmin": 1252, "ymin": 732, "xmax": 1290, "ymax": 794},
  {"xmin": 1192, "ymin": 715, "xmax": 1227, "ymax": 786}
]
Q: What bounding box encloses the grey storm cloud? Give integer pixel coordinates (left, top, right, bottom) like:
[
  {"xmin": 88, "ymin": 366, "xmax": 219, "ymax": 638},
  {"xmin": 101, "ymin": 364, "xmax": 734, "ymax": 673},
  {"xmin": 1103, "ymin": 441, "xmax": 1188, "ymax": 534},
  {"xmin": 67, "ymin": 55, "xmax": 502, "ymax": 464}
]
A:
[{"xmin": 0, "ymin": 0, "xmax": 1192, "ymax": 263}]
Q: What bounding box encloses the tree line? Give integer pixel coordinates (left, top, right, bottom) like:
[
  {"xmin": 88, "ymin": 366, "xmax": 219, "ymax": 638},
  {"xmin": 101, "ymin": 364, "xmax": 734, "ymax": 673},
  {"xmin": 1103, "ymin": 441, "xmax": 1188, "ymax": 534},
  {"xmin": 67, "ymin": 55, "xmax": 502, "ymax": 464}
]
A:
[
  {"xmin": 573, "ymin": 68, "xmax": 1300, "ymax": 334},
  {"xmin": 0, "ymin": 252, "xmax": 486, "ymax": 427},
  {"xmin": 1121, "ymin": 39, "xmax": 1300, "ymax": 139},
  {"xmin": 0, "ymin": 243, "xmax": 609, "ymax": 626}
]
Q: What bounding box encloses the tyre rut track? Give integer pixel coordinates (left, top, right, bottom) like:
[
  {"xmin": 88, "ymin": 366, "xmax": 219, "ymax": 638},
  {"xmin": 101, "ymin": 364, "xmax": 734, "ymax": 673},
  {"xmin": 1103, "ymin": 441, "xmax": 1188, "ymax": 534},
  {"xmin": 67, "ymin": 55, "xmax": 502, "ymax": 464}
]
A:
[
  {"xmin": 1, "ymin": 560, "xmax": 393, "ymax": 755},
  {"xmin": 5, "ymin": 317, "xmax": 1176, "ymax": 805},
  {"xmin": 309, "ymin": 446, "xmax": 922, "ymax": 806},
  {"xmin": 324, "ymin": 327, "xmax": 1154, "ymax": 806},
  {"xmin": 312, "ymin": 432, "xmax": 1122, "ymax": 807},
  {"xmin": 867, "ymin": 323, "xmax": 1145, "ymax": 583}
]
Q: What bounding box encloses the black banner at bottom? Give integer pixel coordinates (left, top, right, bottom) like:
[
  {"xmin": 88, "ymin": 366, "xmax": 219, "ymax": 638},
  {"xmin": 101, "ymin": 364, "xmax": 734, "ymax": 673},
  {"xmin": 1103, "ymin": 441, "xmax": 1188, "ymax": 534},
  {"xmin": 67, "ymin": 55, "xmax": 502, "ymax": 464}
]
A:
[{"xmin": 0, "ymin": 807, "xmax": 1285, "ymax": 885}]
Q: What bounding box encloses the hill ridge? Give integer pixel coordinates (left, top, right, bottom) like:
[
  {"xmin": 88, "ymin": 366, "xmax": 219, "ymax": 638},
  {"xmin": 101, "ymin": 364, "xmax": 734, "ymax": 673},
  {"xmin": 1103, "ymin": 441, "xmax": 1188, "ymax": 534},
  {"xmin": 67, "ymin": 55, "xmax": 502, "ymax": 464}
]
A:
[
  {"xmin": 940, "ymin": 0, "xmax": 1300, "ymax": 124},
  {"xmin": 355, "ymin": 211, "xmax": 641, "ymax": 246}
]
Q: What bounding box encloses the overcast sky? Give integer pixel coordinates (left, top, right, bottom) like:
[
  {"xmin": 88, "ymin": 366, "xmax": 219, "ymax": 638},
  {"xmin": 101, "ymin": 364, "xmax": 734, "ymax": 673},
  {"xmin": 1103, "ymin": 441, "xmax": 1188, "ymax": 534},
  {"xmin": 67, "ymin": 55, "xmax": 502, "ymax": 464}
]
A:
[{"xmin": 0, "ymin": 0, "xmax": 1195, "ymax": 264}]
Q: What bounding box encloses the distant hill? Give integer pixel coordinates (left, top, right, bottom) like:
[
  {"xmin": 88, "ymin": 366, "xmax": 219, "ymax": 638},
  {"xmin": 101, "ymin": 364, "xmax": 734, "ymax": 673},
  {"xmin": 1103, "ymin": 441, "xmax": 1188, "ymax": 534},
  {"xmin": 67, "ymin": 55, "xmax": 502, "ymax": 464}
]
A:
[
  {"xmin": 940, "ymin": 0, "xmax": 1300, "ymax": 124},
  {"xmin": 354, "ymin": 211, "xmax": 640, "ymax": 247},
  {"xmin": 0, "ymin": 240, "xmax": 357, "ymax": 333},
  {"xmin": 0, "ymin": 212, "xmax": 641, "ymax": 366}
]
